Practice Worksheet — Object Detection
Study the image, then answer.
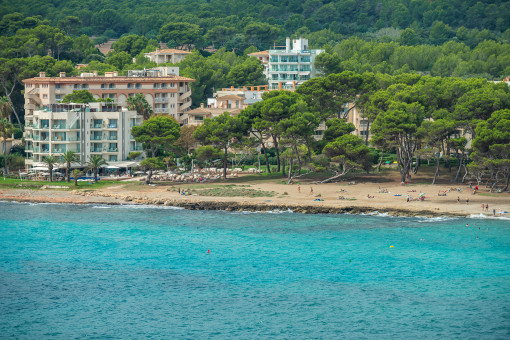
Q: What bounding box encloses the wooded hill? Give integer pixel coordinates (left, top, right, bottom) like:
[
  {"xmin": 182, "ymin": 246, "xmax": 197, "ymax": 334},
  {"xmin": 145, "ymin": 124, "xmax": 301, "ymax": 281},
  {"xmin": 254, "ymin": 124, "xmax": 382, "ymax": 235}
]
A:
[{"xmin": 1, "ymin": 0, "xmax": 509, "ymax": 49}]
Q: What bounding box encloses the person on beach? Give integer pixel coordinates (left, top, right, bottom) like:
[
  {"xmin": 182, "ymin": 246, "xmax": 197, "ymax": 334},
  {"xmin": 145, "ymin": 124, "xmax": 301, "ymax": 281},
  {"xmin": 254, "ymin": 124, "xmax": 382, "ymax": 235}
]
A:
[
  {"xmin": 482, "ymin": 203, "xmax": 485, "ymax": 211},
  {"xmin": 298, "ymin": 186, "xmax": 300, "ymax": 193},
  {"xmin": 457, "ymin": 196, "xmax": 460, "ymax": 204},
  {"xmin": 493, "ymin": 209, "xmax": 496, "ymax": 216},
  {"xmin": 310, "ymin": 186, "xmax": 313, "ymax": 195},
  {"xmin": 466, "ymin": 198, "xmax": 469, "ymax": 205},
  {"xmin": 486, "ymin": 204, "xmax": 489, "ymax": 211}
]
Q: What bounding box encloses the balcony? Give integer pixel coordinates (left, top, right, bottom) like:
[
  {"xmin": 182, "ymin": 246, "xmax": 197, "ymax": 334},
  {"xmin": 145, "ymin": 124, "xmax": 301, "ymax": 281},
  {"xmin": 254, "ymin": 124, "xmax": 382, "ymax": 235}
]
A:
[
  {"xmin": 52, "ymin": 148, "xmax": 66, "ymax": 153},
  {"xmin": 90, "ymin": 124, "xmax": 103, "ymax": 129},
  {"xmin": 91, "ymin": 135, "xmax": 103, "ymax": 141},
  {"xmin": 130, "ymin": 145, "xmax": 143, "ymax": 151},
  {"xmin": 108, "ymin": 136, "xmax": 118, "ymax": 140},
  {"xmin": 155, "ymin": 97, "xmax": 168, "ymax": 103},
  {"xmin": 52, "ymin": 124, "xmax": 67, "ymax": 129},
  {"xmin": 107, "ymin": 148, "xmax": 118, "ymax": 152},
  {"xmin": 90, "ymin": 148, "xmax": 102, "ymax": 153},
  {"xmin": 107, "ymin": 124, "xmax": 118, "ymax": 129}
]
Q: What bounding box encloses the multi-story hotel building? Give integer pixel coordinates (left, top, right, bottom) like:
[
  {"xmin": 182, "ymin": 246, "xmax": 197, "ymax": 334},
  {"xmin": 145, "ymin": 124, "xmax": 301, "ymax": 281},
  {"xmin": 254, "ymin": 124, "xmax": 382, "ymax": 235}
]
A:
[
  {"xmin": 22, "ymin": 67, "xmax": 194, "ymax": 122},
  {"xmin": 24, "ymin": 102, "xmax": 143, "ymax": 167},
  {"xmin": 249, "ymin": 38, "xmax": 323, "ymax": 90}
]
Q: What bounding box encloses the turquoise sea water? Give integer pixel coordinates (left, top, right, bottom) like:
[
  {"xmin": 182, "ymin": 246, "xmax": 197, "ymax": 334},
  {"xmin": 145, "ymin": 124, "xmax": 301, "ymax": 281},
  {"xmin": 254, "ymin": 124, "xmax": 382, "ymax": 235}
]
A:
[{"xmin": 0, "ymin": 202, "xmax": 509, "ymax": 339}]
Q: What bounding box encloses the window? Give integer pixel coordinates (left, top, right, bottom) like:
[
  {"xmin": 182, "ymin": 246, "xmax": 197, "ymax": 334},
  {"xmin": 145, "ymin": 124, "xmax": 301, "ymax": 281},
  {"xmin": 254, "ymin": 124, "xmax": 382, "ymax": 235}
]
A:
[
  {"xmin": 101, "ymin": 84, "xmax": 106, "ymax": 89},
  {"xmin": 300, "ymin": 56, "xmax": 310, "ymax": 62},
  {"xmin": 289, "ymin": 56, "xmax": 298, "ymax": 62},
  {"xmin": 43, "ymin": 94, "xmax": 48, "ymax": 99},
  {"xmin": 170, "ymin": 104, "xmax": 175, "ymax": 108},
  {"xmin": 108, "ymin": 119, "xmax": 117, "ymax": 128},
  {"xmin": 74, "ymin": 84, "xmax": 79, "ymax": 89},
  {"xmin": 170, "ymin": 93, "xmax": 175, "ymax": 98},
  {"xmin": 109, "ymin": 155, "xmax": 118, "ymax": 161},
  {"xmin": 81, "ymin": 84, "xmax": 88, "ymax": 89},
  {"xmin": 170, "ymin": 83, "xmax": 175, "ymax": 88},
  {"xmin": 135, "ymin": 83, "xmax": 141, "ymax": 89},
  {"xmin": 127, "ymin": 83, "xmax": 133, "ymax": 89},
  {"xmin": 161, "ymin": 83, "xmax": 167, "ymax": 89},
  {"xmin": 271, "ymin": 56, "xmax": 278, "ymax": 62},
  {"xmin": 280, "ymin": 56, "xmax": 288, "ymax": 63},
  {"xmin": 195, "ymin": 116, "xmax": 203, "ymax": 121},
  {"xmin": 109, "ymin": 84, "xmax": 115, "ymax": 89},
  {"xmin": 271, "ymin": 65, "xmax": 278, "ymax": 71},
  {"xmin": 55, "ymin": 84, "xmax": 61, "ymax": 89}
]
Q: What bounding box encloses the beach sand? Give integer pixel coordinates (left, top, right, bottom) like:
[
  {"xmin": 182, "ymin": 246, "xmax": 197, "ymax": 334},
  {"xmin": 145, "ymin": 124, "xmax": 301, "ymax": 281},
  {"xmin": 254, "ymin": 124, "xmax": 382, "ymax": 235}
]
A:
[{"xmin": 2, "ymin": 172, "xmax": 509, "ymax": 218}]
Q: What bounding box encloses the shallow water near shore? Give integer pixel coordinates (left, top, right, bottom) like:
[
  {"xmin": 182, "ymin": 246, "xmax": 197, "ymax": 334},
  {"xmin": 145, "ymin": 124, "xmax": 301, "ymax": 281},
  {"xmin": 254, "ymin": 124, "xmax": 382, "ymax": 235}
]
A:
[{"xmin": 1, "ymin": 202, "xmax": 509, "ymax": 339}]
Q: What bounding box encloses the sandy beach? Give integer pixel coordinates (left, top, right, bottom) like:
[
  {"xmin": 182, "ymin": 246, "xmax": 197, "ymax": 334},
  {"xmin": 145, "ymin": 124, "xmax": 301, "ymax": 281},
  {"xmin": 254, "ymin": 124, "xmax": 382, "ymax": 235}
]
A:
[{"xmin": 2, "ymin": 172, "xmax": 509, "ymax": 218}]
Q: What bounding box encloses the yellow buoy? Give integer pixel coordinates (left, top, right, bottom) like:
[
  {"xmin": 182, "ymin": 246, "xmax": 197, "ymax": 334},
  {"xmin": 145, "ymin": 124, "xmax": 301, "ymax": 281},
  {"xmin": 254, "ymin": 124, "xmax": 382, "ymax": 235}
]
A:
[{"xmin": 389, "ymin": 245, "xmax": 394, "ymax": 248}]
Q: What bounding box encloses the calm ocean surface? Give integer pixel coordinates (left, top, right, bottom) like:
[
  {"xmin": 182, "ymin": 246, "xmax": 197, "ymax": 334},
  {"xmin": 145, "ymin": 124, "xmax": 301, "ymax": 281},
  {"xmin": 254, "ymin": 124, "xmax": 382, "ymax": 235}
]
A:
[{"xmin": 0, "ymin": 202, "xmax": 509, "ymax": 339}]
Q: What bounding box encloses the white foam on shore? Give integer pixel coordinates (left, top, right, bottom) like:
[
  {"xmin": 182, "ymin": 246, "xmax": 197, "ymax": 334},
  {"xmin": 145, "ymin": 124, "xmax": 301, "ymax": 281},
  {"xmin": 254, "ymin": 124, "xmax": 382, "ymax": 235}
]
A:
[
  {"xmin": 359, "ymin": 211, "xmax": 391, "ymax": 217},
  {"xmin": 415, "ymin": 216, "xmax": 456, "ymax": 223},
  {"xmin": 469, "ymin": 213, "xmax": 510, "ymax": 220}
]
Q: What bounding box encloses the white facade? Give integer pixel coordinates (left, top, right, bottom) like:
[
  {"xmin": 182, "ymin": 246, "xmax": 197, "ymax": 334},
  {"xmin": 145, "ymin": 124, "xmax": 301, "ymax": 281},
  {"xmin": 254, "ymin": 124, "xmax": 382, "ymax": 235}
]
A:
[
  {"xmin": 144, "ymin": 49, "xmax": 191, "ymax": 64},
  {"xmin": 25, "ymin": 103, "xmax": 143, "ymax": 167},
  {"xmin": 267, "ymin": 38, "xmax": 324, "ymax": 90}
]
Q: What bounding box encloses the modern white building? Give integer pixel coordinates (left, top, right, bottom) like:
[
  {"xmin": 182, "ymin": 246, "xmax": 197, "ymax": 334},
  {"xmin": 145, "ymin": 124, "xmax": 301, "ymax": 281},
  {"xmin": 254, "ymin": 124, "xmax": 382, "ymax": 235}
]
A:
[
  {"xmin": 250, "ymin": 38, "xmax": 324, "ymax": 90},
  {"xmin": 24, "ymin": 103, "xmax": 143, "ymax": 168}
]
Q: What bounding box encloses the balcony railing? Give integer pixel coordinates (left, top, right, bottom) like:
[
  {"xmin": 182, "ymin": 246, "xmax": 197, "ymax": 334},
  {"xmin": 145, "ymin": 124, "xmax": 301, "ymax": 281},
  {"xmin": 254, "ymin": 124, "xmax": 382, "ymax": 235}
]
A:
[
  {"xmin": 108, "ymin": 148, "xmax": 118, "ymax": 152},
  {"xmin": 90, "ymin": 124, "xmax": 103, "ymax": 129},
  {"xmin": 52, "ymin": 125, "xmax": 66, "ymax": 129},
  {"xmin": 107, "ymin": 124, "xmax": 117, "ymax": 128},
  {"xmin": 90, "ymin": 148, "xmax": 102, "ymax": 153},
  {"xmin": 108, "ymin": 136, "xmax": 118, "ymax": 140},
  {"xmin": 130, "ymin": 145, "xmax": 143, "ymax": 151},
  {"xmin": 91, "ymin": 136, "xmax": 103, "ymax": 140}
]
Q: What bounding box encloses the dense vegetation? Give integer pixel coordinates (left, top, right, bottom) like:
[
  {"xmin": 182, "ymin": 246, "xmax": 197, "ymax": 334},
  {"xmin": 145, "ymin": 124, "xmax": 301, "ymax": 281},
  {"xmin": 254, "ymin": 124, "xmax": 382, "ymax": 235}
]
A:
[
  {"xmin": 2, "ymin": 0, "xmax": 509, "ymax": 49},
  {"xmin": 125, "ymin": 72, "xmax": 510, "ymax": 189}
]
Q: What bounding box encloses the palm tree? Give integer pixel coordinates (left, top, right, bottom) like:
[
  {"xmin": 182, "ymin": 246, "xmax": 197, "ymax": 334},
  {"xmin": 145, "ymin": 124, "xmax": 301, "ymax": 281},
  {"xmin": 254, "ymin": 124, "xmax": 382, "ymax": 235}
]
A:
[
  {"xmin": 43, "ymin": 155, "xmax": 58, "ymax": 182},
  {"xmin": 61, "ymin": 150, "xmax": 79, "ymax": 182},
  {"xmin": 71, "ymin": 169, "xmax": 82, "ymax": 186},
  {"xmin": 87, "ymin": 155, "xmax": 107, "ymax": 183},
  {"xmin": 127, "ymin": 93, "xmax": 153, "ymax": 120},
  {"xmin": 0, "ymin": 96, "xmax": 13, "ymax": 123},
  {"xmin": 0, "ymin": 118, "xmax": 14, "ymax": 175}
]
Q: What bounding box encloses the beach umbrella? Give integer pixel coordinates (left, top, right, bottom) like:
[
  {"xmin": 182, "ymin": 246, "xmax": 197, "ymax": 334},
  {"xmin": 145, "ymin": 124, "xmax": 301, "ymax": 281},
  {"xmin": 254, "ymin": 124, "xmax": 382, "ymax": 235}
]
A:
[
  {"xmin": 31, "ymin": 166, "xmax": 49, "ymax": 171},
  {"xmin": 106, "ymin": 165, "xmax": 120, "ymax": 169}
]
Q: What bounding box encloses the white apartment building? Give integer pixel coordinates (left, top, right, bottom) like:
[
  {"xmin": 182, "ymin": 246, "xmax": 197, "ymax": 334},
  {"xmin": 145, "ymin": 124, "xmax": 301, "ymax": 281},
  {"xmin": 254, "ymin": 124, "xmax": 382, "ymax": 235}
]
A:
[
  {"xmin": 144, "ymin": 49, "xmax": 192, "ymax": 64},
  {"xmin": 250, "ymin": 38, "xmax": 324, "ymax": 90},
  {"xmin": 22, "ymin": 67, "xmax": 193, "ymax": 122},
  {"xmin": 24, "ymin": 103, "xmax": 143, "ymax": 168}
]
